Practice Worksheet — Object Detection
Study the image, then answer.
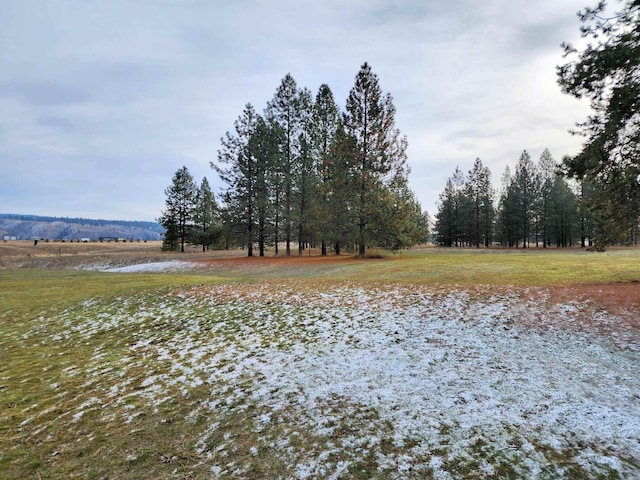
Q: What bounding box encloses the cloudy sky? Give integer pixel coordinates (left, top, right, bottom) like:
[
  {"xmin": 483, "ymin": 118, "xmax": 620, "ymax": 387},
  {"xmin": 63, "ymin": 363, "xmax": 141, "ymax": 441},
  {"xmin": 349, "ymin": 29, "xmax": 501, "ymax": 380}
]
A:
[{"xmin": 1, "ymin": 0, "xmax": 595, "ymax": 221}]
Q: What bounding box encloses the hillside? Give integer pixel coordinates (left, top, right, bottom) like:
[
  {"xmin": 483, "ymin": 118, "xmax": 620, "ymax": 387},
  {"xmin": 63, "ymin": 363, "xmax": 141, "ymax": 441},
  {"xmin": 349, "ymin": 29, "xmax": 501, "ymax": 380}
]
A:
[{"xmin": 0, "ymin": 214, "xmax": 163, "ymax": 241}]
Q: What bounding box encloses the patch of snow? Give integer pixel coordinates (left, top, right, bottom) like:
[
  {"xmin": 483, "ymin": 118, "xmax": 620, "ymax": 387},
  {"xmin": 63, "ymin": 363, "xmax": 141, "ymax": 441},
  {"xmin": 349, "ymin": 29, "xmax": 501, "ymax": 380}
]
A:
[
  {"xmin": 49, "ymin": 283, "xmax": 640, "ymax": 477},
  {"xmin": 99, "ymin": 260, "xmax": 200, "ymax": 273}
]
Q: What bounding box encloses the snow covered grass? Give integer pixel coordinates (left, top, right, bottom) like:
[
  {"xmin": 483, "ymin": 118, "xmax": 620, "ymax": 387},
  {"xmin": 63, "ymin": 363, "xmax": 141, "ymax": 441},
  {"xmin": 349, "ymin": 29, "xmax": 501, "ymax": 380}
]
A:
[
  {"xmin": 74, "ymin": 259, "xmax": 202, "ymax": 272},
  {"xmin": 2, "ymin": 281, "xmax": 639, "ymax": 479},
  {"xmin": 99, "ymin": 259, "xmax": 202, "ymax": 273}
]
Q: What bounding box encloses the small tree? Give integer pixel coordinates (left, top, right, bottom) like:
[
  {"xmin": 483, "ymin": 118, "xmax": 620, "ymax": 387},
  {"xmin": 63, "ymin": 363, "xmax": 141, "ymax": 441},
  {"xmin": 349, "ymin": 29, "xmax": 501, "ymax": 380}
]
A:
[
  {"xmin": 158, "ymin": 166, "xmax": 197, "ymax": 252},
  {"xmin": 192, "ymin": 177, "xmax": 219, "ymax": 252}
]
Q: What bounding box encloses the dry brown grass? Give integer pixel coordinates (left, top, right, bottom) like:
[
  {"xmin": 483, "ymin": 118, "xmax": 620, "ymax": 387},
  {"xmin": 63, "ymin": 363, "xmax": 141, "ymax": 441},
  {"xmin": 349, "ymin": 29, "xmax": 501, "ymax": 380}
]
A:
[{"xmin": 0, "ymin": 240, "xmax": 245, "ymax": 269}]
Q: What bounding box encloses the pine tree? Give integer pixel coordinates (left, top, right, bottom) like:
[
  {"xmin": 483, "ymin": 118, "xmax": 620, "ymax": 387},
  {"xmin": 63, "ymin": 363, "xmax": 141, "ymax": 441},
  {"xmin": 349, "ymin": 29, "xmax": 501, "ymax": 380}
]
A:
[
  {"xmin": 295, "ymin": 87, "xmax": 317, "ymax": 255},
  {"xmin": 265, "ymin": 74, "xmax": 303, "ymax": 256},
  {"xmin": 248, "ymin": 116, "xmax": 277, "ymax": 256},
  {"xmin": 313, "ymin": 84, "xmax": 340, "ymax": 255},
  {"xmin": 373, "ymin": 180, "xmax": 427, "ymax": 250},
  {"xmin": 537, "ymin": 148, "xmax": 557, "ymax": 248},
  {"xmin": 327, "ymin": 121, "xmax": 358, "ymax": 254},
  {"xmin": 213, "ymin": 103, "xmax": 258, "ymax": 256},
  {"xmin": 496, "ymin": 166, "xmax": 519, "ymax": 247},
  {"xmin": 343, "ymin": 62, "xmax": 409, "ymax": 256},
  {"xmin": 466, "ymin": 158, "xmax": 494, "ymax": 248},
  {"xmin": 513, "ymin": 150, "xmax": 538, "ymax": 247},
  {"xmin": 549, "ymin": 175, "xmax": 578, "ymax": 247},
  {"xmin": 158, "ymin": 166, "xmax": 197, "ymax": 252},
  {"xmin": 435, "ymin": 167, "xmax": 467, "ymax": 247},
  {"xmin": 558, "ymin": 0, "xmax": 640, "ymax": 248},
  {"xmin": 192, "ymin": 177, "xmax": 219, "ymax": 252}
]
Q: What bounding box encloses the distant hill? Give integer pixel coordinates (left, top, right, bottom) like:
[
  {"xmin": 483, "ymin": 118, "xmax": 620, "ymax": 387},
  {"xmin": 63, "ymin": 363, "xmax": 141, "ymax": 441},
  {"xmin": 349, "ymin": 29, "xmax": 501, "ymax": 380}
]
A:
[{"xmin": 0, "ymin": 214, "xmax": 164, "ymax": 241}]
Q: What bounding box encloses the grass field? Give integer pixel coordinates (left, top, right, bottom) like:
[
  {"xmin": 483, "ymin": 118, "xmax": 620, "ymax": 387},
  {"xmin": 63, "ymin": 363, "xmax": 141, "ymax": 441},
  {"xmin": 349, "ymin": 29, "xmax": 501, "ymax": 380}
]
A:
[{"xmin": 1, "ymin": 243, "xmax": 639, "ymax": 479}]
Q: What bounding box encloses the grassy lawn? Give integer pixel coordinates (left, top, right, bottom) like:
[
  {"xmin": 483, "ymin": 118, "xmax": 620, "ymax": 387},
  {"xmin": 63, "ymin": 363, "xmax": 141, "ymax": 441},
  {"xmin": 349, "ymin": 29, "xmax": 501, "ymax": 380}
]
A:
[
  {"xmin": 1, "ymin": 247, "xmax": 639, "ymax": 479},
  {"xmin": 196, "ymin": 247, "xmax": 640, "ymax": 286},
  {"xmin": 340, "ymin": 247, "xmax": 640, "ymax": 285}
]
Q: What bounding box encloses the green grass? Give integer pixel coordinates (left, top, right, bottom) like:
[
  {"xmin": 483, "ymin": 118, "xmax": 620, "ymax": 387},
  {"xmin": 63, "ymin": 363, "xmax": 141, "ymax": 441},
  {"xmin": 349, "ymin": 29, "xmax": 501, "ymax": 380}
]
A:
[
  {"xmin": 336, "ymin": 248, "xmax": 640, "ymax": 286},
  {"xmin": 0, "ymin": 269, "xmax": 226, "ymax": 318},
  {"xmin": 226, "ymin": 247, "xmax": 640, "ymax": 286}
]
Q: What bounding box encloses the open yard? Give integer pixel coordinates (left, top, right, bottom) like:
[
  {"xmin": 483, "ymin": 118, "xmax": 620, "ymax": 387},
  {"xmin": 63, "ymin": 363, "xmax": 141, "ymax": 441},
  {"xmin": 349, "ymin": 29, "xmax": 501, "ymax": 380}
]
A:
[{"xmin": 1, "ymin": 243, "xmax": 639, "ymax": 478}]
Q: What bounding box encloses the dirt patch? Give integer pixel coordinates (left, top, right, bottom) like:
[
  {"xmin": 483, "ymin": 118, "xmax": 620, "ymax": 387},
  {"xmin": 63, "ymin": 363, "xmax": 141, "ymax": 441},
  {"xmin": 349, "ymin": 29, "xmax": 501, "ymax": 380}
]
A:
[
  {"xmin": 195, "ymin": 251, "xmax": 363, "ymax": 270},
  {"xmin": 0, "ymin": 240, "xmax": 244, "ymax": 269},
  {"xmin": 548, "ymin": 281, "xmax": 640, "ymax": 324}
]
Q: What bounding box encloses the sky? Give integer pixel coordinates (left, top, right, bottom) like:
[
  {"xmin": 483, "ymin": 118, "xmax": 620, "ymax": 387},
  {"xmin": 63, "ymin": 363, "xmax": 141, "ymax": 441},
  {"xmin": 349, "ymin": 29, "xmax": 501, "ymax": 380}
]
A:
[{"xmin": 0, "ymin": 0, "xmax": 596, "ymax": 222}]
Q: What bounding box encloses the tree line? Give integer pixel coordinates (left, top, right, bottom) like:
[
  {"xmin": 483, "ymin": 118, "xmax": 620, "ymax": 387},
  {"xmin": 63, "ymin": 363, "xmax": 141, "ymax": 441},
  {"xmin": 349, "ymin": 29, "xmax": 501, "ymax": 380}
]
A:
[
  {"xmin": 159, "ymin": 0, "xmax": 640, "ymax": 253},
  {"xmin": 435, "ymin": 149, "xmax": 639, "ymax": 249},
  {"xmin": 159, "ymin": 63, "xmax": 429, "ymax": 255}
]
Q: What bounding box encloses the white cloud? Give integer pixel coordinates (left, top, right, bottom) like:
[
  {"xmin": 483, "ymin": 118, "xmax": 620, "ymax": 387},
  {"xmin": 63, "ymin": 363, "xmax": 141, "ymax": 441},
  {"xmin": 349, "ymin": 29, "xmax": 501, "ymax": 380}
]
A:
[{"xmin": 0, "ymin": 0, "xmax": 593, "ymax": 220}]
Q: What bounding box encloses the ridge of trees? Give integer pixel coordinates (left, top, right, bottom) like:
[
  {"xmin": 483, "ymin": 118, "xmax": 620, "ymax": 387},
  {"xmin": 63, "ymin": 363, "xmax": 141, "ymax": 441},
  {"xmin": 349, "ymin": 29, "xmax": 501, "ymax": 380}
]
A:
[
  {"xmin": 160, "ymin": 0, "xmax": 640, "ymax": 253},
  {"xmin": 0, "ymin": 213, "xmax": 163, "ymax": 231}
]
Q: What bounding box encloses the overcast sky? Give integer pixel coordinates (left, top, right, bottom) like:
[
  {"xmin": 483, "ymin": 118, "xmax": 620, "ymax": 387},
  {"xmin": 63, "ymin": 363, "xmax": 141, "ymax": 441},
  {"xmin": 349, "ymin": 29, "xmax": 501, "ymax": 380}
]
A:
[{"xmin": 0, "ymin": 0, "xmax": 595, "ymax": 222}]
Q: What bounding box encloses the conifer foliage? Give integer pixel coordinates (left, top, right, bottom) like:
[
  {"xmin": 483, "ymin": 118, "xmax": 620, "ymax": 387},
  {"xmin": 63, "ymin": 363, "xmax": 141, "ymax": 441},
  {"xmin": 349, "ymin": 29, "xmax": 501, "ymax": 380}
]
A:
[
  {"xmin": 343, "ymin": 62, "xmax": 410, "ymax": 256},
  {"xmin": 558, "ymin": 0, "xmax": 640, "ymax": 248},
  {"xmin": 211, "ymin": 63, "xmax": 427, "ymax": 256},
  {"xmin": 158, "ymin": 166, "xmax": 218, "ymax": 252},
  {"xmin": 435, "ymin": 151, "xmax": 585, "ymax": 248}
]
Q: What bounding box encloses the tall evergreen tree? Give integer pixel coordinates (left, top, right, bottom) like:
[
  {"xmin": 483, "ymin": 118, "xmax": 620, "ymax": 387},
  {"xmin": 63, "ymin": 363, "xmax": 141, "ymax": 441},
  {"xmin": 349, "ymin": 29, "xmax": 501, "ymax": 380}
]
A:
[
  {"xmin": 513, "ymin": 150, "xmax": 538, "ymax": 247},
  {"xmin": 558, "ymin": 0, "xmax": 640, "ymax": 248},
  {"xmin": 327, "ymin": 121, "xmax": 357, "ymax": 254},
  {"xmin": 549, "ymin": 175, "xmax": 579, "ymax": 247},
  {"xmin": 213, "ymin": 103, "xmax": 258, "ymax": 257},
  {"xmin": 313, "ymin": 84, "xmax": 340, "ymax": 255},
  {"xmin": 158, "ymin": 166, "xmax": 197, "ymax": 252},
  {"xmin": 265, "ymin": 74, "xmax": 303, "ymax": 256},
  {"xmin": 537, "ymin": 148, "xmax": 557, "ymax": 248},
  {"xmin": 249, "ymin": 116, "xmax": 281, "ymax": 257},
  {"xmin": 343, "ymin": 62, "xmax": 409, "ymax": 256},
  {"xmin": 496, "ymin": 166, "xmax": 520, "ymax": 247},
  {"xmin": 576, "ymin": 177, "xmax": 601, "ymax": 248},
  {"xmin": 466, "ymin": 158, "xmax": 494, "ymax": 248},
  {"xmin": 295, "ymin": 87, "xmax": 317, "ymax": 255},
  {"xmin": 435, "ymin": 167, "xmax": 467, "ymax": 247}
]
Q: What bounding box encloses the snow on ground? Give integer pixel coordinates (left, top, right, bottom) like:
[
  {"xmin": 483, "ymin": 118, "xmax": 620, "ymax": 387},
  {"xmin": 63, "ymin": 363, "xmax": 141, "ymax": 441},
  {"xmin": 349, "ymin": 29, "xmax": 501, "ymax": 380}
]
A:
[
  {"xmin": 102, "ymin": 260, "xmax": 200, "ymax": 273},
  {"xmin": 78, "ymin": 260, "xmax": 201, "ymax": 272},
  {"xmin": 46, "ymin": 283, "xmax": 640, "ymax": 477}
]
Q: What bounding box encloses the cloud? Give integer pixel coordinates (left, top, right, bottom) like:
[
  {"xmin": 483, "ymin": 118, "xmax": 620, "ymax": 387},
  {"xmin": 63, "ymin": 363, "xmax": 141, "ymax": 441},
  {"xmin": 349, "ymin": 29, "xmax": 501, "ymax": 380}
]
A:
[
  {"xmin": 0, "ymin": 81, "xmax": 87, "ymax": 106},
  {"xmin": 0, "ymin": 0, "xmax": 593, "ymax": 221}
]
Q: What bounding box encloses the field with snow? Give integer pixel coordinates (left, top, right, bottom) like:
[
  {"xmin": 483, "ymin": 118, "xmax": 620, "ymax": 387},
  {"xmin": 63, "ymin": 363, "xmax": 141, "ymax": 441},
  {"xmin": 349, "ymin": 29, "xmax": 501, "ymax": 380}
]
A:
[{"xmin": 2, "ymin": 248, "xmax": 640, "ymax": 478}]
